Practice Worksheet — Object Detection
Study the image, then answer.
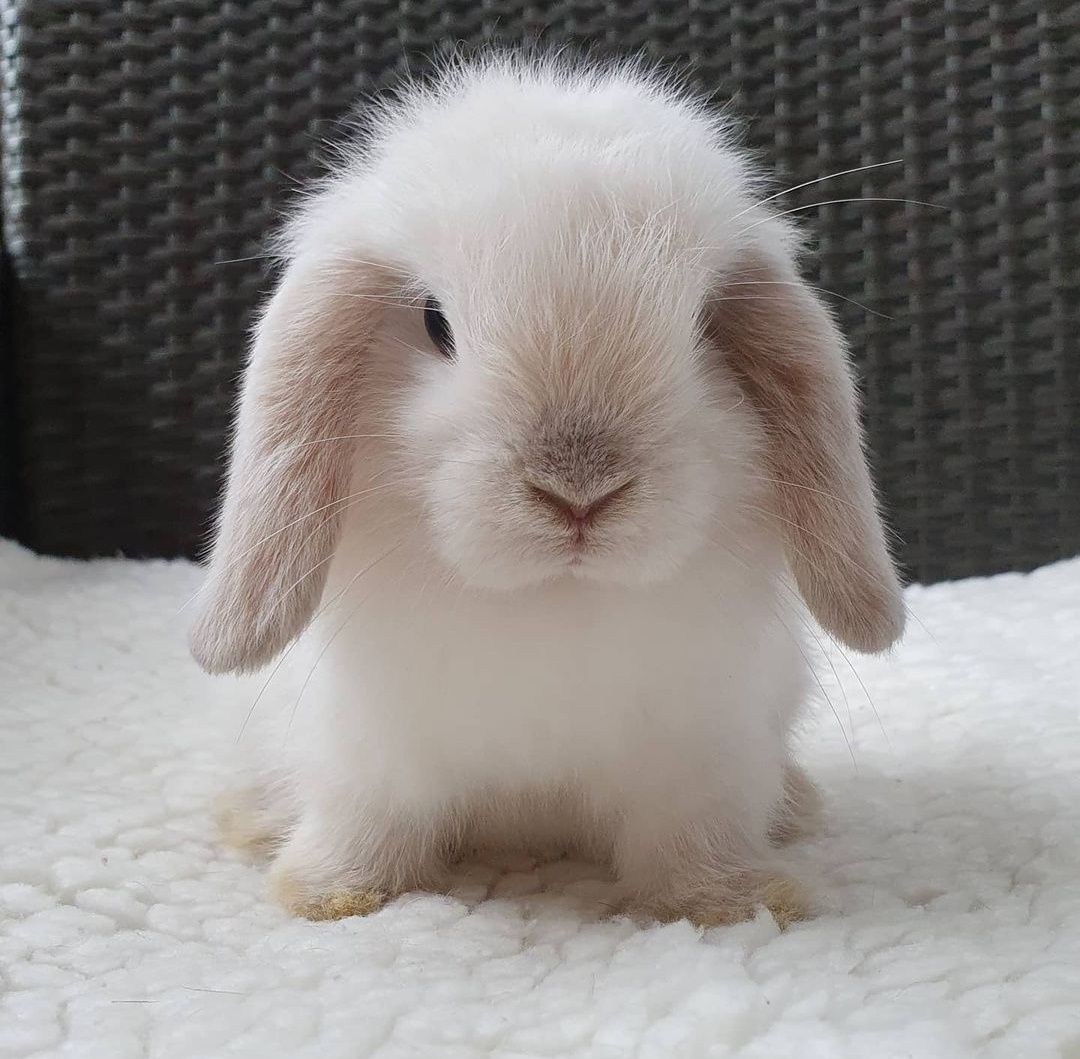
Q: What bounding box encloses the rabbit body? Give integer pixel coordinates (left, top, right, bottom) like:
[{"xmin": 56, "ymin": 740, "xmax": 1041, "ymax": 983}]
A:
[
  {"xmin": 245, "ymin": 506, "xmax": 810, "ymax": 921},
  {"xmin": 196, "ymin": 56, "xmax": 902, "ymax": 924}
]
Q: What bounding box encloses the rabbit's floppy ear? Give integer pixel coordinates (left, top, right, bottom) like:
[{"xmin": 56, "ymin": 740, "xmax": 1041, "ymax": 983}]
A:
[
  {"xmin": 189, "ymin": 255, "xmax": 386, "ymax": 674},
  {"xmin": 705, "ymin": 240, "xmax": 904, "ymax": 653}
]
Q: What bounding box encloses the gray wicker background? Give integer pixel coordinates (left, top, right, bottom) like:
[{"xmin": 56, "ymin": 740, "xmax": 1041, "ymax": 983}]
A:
[{"xmin": 2, "ymin": 0, "xmax": 1078, "ymax": 583}]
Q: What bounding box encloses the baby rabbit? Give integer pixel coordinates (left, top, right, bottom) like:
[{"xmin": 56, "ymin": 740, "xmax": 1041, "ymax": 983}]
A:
[{"xmin": 191, "ymin": 54, "xmax": 903, "ymax": 926}]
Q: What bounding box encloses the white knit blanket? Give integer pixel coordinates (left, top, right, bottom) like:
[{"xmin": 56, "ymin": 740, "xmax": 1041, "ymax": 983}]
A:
[{"xmin": 2, "ymin": 541, "xmax": 1079, "ymax": 1058}]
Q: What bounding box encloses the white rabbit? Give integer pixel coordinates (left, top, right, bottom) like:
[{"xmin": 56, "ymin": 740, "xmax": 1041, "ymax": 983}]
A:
[{"xmin": 191, "ymin": 54, "xmax": 904, "ymax": 926}]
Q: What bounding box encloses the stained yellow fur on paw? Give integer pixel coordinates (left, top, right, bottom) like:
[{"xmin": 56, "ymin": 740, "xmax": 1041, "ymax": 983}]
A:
[
  {"xmin": 271, "ymin": 872, "xmax": 387, "ymax": 921},
  {"xmin": 642, "ymin": 873, "xmax": 813, "ymax": 930},
  {"xmin": 759, "ymin": 874, "xmax": 812, "ymax": 929},
  {"xmin": 677, "ymin": 897, "xmax": 756, "ymax": 929},
  {"xmin": 295, "ymin": 889, "xmax": 387, "ymax": 922}
]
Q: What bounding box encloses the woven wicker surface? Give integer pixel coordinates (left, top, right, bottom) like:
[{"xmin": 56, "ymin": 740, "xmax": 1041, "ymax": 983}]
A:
[{"xmin": 2, "ymin": 1, "xmax": 1078, "ymax": 581}]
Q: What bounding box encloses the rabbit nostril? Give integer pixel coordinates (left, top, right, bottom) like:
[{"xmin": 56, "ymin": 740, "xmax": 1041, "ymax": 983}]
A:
[{"xmin": 526, "ymin": 480, "xmax": 635, "ymax": 526}]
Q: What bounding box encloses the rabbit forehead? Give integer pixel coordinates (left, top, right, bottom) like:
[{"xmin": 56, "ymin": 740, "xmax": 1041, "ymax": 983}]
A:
[
  {"xmin": 357, "ymin": 138, "xmax": 748, "ymax": 285},
  {"xmin": 305, "ymin": 58, "xmax": 758, "ymax": 273},
  {"xmin": 368, "ymin": 55, "xmax": 748, "ymax": 189}
]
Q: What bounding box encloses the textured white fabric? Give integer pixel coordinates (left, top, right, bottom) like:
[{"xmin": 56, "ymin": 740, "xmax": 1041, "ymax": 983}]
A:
[{"xmin": 2, "ymin": 540, "xmax": 1079, "ymax": 1059}]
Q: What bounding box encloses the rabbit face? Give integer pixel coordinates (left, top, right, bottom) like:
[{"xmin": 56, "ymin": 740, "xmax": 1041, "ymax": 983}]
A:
[
  {"xmin": 189, "ymin": 56, "xmax": 903, "ymax": 676},
  {"xmin": 380, "ymin": 196, "xmax": 758, "ymax": 591}
]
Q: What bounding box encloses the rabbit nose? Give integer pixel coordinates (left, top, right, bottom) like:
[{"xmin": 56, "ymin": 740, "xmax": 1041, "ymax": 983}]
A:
[{"xmin": 526, "ymin": 479, "xmax": 635, "ymax": 526}]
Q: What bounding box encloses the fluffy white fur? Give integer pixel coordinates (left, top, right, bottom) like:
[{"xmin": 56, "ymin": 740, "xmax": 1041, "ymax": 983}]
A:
[{"xmin": 189, "ymin": 54, "xmax": 904, "ymax": 924}]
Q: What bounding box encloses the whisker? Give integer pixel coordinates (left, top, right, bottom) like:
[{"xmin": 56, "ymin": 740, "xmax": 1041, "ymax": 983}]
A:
[
  {"xmin": 782, "ymin": 593, "xmax": 857, "ymax": 746},
  {"xmin": 284, "ymin": 542, "xmax": 405, "ymax": 737},
  {"xmin": 788, "ymin": 591, "xmax": 891, "ymax": 749},
  {"xmin": 734, "ymin": 197, "xmax": 948, "ymax": 239},
  {"xmin": 237, "ymin": 635, "xmax": 304, "ymax": 744},
  {"xmin": 722, "ymin": 280, "xmax": 892, "ymax": 320},
  {"xmin": 180, "ymin": 477, "xmax": 399, "ymax": 611},
  {"xmin": 211, "ymin": 254, "xmax": 271, "ymax": 267},
  {"xmin": 778, "ymin": 607, "xmax": 859, "ymax": 770},
  {"xmin": 707, "ymin": 533, "xmax": 858, "ymax": 768},
  {"xmin": 315, "ymin": 255, "xmax": 415, "ymax": 279},
  {"xmin": 729, "ymin": 158, "xmax": 904, "ymax": 222},
  {"xmin": 741, "ymin": 474, "xmax": 858, "ymax": 510},
  {"xmin": 705, "ymin": 295, "xmax": 834, "ymax": 305},
  {"xmin": 906, "ymin": 606, "xmax": 934, "ymax": 641},
  {"xmin": 819, "ymin": 623, "xmax": 892, "ymax": 748},
  {"xmin": 236, "ymin": 539, "xmax": 403, "ymax": 742},
  {"xmin": 283, "ymin": 433, "xmax": 410, "ymax": 450},
  {"xmin": 717, "ymin": 518, "xmax": 892, "ymax": 747},
  {"xmin": 743, "ymin": 503, "xmax": 895, "ymax": 593},
  {"xmin": 262, "ymin": 475, "xmax": 431, "ymax": 618},
  {"xmin": 386, "ymin": 336, "xmax": 436, "ymax": 358},
  {"xmin": 264, "ymin": 551, "xmax": 336, "ymax": 619},
  {"xmin": 332, "ymin": 292, "xmax": 428, "ymax": 309}
]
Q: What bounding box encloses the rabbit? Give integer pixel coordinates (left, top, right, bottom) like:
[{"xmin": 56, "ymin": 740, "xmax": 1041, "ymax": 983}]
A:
[{"xmin": 190, "ymin": 53, "xmax": 904, "ymax": 927}]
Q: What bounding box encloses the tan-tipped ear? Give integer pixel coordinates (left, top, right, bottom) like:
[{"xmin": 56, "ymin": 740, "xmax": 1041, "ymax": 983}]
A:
[
  {"xmin": 705, "ymin": 245, "xmax": 905, "ymax": 653},
  {"xmin": 189, "ymin": 256, "xmax": 386, "ymax": 674}
]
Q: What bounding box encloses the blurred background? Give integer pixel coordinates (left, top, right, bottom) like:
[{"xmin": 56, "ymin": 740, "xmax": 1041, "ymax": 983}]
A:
[{"xmin": 1, "ymin": 0, "xmax": 1077, "ymax": 584}]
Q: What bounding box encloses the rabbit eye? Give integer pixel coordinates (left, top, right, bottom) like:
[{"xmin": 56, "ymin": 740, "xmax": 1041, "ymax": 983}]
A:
[{"xmin": 424, "ymin": 298, "xmax": 454, "ymax": 358}]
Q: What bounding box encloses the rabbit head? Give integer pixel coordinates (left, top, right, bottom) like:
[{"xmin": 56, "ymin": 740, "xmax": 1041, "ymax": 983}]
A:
[{"xmin": 190, "ymin": 56, "xmax": 904, "ymax": 675}]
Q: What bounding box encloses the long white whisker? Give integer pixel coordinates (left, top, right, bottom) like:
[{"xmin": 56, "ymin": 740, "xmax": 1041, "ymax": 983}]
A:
[
  {"xmin": 718, "ymin": 522, "xmax": 891, "ymax": 749},
  {"xmin": 735, "ymin": 197, "xmax": 947, "ymax": 239},
  {"xmin": 236, "ymin": 540, "xmax": 404, "ymax": 742},
  {"xmin": 723, "ymin": 280, "xmax": 892, "ymax": 320},
  {"xmin": 743, "ymin": 503, "xmax": 895, "ymax": 593},
  {"xmin": 819, "ymin": 624, "xmax": 892, "ymax": 748},
  {"xmin": 777, "ymin": 607, "xmax": 859, "ymax": 771},
  {"xmin": 179, "ymin": 477, "xmax": 399, "ymax": 612},
  {"xmin": 729, "ymin": 159, "xmax": 904, "ymax": 222},
  {"xmin": 742, "ymin": 474, "xmax": 858, "ymax": 510},
  {"xmin": 212, "ymin": 254, "xmax": 270, "ymax": 267},
  {"xmin": 284, "ymin": 543, "xmax": 405, "ymax": 737},
  {"xmin": 284, "ymin": 433, "xmax": 410, "ymax": 450},
  {"xmin": 707, "ymin": 532, "xmax": 858, "ymax": 768}
]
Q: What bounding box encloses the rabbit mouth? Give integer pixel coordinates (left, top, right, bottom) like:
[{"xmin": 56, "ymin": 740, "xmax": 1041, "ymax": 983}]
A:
[
  {"xmin": 564, "ymin": 540, "xmax": 588, "ymax": 566},
  {"xmin": 556, "ymin": 531, "xmax": 622, "ymax": 577}
]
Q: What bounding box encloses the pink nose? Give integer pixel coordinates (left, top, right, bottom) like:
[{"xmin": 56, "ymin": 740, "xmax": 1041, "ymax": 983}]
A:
[{"xmin": 527, "ymin": 480, "xmax": 634, "ymax": 526}]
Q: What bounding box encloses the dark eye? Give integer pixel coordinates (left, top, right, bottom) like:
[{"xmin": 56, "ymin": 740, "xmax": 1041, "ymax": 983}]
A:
[{"xmin": 424, "ymin": 297, "xmax": 454, "ymax": 358}]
